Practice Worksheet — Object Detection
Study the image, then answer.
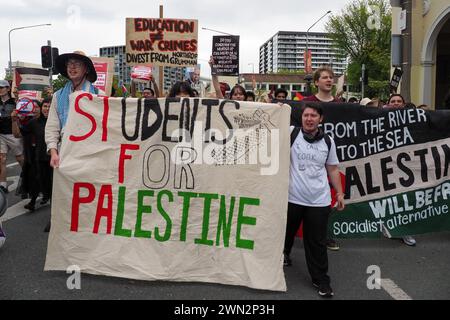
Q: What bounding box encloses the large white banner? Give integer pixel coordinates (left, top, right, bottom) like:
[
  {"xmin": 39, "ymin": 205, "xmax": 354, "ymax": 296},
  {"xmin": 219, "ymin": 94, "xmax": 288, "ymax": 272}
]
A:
[{"xmin": 45, "ymin": 94, "xmax": 291, "ymax": 291}]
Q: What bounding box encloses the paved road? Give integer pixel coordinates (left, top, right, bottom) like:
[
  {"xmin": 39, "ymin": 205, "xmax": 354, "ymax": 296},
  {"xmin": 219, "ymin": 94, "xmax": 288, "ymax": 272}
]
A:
[{"xmin": 1, "ymin": 159, "xmax": 449, "ymax": 301}]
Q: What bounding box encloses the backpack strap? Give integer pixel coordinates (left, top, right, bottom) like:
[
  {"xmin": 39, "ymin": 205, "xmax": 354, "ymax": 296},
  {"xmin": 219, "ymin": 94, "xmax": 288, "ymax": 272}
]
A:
[
  {"xmin": 323, "ymin": 133, "xmax": 332, "ymax": 162},
  {"xmin": 291, "ymin": 127, "xmax": 333, "ymax": 161},
  {"xmin": 290, "ymin": 127, "xmax": 301, "ymax": 147}
]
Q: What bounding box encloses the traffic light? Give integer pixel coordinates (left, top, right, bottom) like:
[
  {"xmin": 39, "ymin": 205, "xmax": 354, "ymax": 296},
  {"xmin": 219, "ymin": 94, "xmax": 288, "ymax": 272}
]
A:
[
  {"xmin": 52, "ymin": 47, "xmax": 59, "ymax": 75},
  {"xmin": 41, "ymin": 45, "xmax": 53, "ymax": 68}
]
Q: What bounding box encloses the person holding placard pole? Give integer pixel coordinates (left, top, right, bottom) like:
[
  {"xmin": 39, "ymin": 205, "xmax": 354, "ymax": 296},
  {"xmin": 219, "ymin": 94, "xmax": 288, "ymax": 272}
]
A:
[{"xmin": 209, "ymin": 56, "xmax": 246, "ymax": 101}]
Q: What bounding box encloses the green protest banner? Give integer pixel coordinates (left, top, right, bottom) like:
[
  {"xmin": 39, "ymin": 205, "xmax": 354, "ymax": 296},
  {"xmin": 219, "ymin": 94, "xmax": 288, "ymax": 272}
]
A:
[{"xmin": 289, "ymin": 102, "xmax": 450, "ymax": 238}]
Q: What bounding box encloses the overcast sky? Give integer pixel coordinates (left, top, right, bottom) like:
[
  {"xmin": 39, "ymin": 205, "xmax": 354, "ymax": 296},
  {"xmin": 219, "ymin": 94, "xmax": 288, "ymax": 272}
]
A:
[{"xmin": 1, "ymin": 0, "xmax": 351, "ymax": 79}]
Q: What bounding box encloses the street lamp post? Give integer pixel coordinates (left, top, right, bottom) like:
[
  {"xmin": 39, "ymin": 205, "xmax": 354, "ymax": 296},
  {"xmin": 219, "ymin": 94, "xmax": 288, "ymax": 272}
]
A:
[
  {"xmin": 248, "ymin": 63, "xmax": 255, "ymax": 73},
  {"xmin": 8, "ymin": 23, "xmax": 51, "ymax": 77},
  {"xmin": 202, "ymin": 26, "xmax": 239, "ymax": 77},
  {"xmin": 305, "ymin": 11, "xmax": 331, "ymax": 96},
  {"xmin": 201, "ymin": 27, "xmax": 234, "ymax": 36}
]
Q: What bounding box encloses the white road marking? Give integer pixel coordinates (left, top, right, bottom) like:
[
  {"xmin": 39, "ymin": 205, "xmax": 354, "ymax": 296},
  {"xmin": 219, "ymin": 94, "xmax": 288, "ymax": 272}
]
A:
[
  {"xmin": 381, "ymin": 279, "xmax": 413, "ymax": 300},
  {"xmin": 0, "ymin": 173, "xmax": 49, "ymax": 223},
  {"xmin": 0, "ymin": 199, "xmax": 31, "ymax": 222},
  {"xmin": 6, "ymin": 162, "xmax": 19, "ymax": 168},
  {"xmin": 7, "ymin": 175, "xmax": 20, "ymax": 192}
]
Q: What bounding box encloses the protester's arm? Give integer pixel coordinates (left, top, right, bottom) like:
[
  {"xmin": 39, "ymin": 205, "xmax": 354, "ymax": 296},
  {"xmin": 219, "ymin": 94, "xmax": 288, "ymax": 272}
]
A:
[
  {"xmin": 45, "ymin": 96, "xmax": 61, "ymax": 168},
  {"xmin": 130, "ymin": 79, "xmax": 137, "ymax": 98},
  {"xmin": 151, "ymin": 76, "xmax": 160, "ymax": 98},
  {"xmin": 10, "ymin": 110, "xmax": 22, "ymax": 138},
  {"xmin": 209, "ymin": 56, "xmax": 224, "ymax": 99},
  {"xmin": 326, "ymin": 164, "xmax": 345, "ymax": 211}
]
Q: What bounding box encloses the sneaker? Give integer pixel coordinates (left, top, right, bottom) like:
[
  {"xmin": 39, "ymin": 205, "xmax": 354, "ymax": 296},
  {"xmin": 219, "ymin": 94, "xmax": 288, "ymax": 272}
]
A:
[
  {"xmin": 402, "ymin": 235, "xmax": 416, "ymax": 246},
  {"xmin": 318, "ymin": 283, "xmax": 334, "ymax": 298},
  {"xmin": 0, "ymin": 186, "xmax": 8, "ymax": 194},
  {"xmin": 40, "ymin": 198, "xmax": 50, "ymax": 205},
  {"xmin": 326, "ymin": 239, "xmax": 340, "ymax": 251},
  {"xmin": 24, "ymin": 202, "xmax": 35, "ymax": 212},
  {"xmin": 283, "ymin": 253, "xmax": 292, "ymax": 266}
]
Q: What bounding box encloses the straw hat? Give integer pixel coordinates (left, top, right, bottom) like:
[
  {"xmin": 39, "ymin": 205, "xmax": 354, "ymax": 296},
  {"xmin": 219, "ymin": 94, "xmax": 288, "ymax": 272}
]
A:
[{"xmin": 55, "ymin": 50, "xmax": 97, "ymax": 83}]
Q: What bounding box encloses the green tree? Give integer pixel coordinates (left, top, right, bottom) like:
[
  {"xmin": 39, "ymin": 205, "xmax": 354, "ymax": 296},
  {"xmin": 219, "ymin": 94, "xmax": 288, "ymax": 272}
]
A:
[
  {"xmin": 113, "ymin": 75, "xmax": 131, "ymax": 97},
  {"xmin": 326, "ymin": 0, "xmax": 391, "ymax": 100},
  {"xmin": 52, "ymin": 74, "xmax": 68, "ymax": 92}
]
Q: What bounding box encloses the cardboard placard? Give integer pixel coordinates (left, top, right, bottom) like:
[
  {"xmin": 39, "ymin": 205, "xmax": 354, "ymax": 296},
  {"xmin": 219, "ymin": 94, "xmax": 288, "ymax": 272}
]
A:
[
  {"xmin": 131, "ymin": 65, "xmax": 153, "ymax": 83},
  {"xmin": 91, "ymin": 57, "xmax": 114, "ymax": 96},
  {"xmin": 211, "ymin": 35, "xmax": 239, "ymax": 76},
  {"xmin": 126, "ymin": 18, "xmax": 198, "ymax": 67},
  {"xmin": 390, "ymin": 68, "xmax": 403, "ymax": 93}
]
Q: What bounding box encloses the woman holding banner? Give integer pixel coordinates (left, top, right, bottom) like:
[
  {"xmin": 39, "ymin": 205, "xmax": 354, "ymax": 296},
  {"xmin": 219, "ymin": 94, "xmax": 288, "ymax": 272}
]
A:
[
  {"xmin": 285, "ymin": 103, "xmax": 345, "ymax": 298},
  {"xmin": 45, "ymin": 51, "xmax": 101, "ymax": 169},
  {"xmin": 382, "ymin": 94, "xmax": 417, "ymax": 247}
]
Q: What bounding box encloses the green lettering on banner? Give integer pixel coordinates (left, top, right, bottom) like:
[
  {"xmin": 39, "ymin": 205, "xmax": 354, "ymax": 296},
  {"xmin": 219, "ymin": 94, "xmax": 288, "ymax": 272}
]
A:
[
  {"xmin": 194, "ymin": 193, "xmax": 219, "ymax": 246},
  {"xmin": 330, "ymin": 180, "xmax": 450, "ymax": 238},
  {"xmin": 236, "ymin": 197, "xmax": 259, "ymax": 250},
  {"xmin": 178, "ymin": 192, "xmax": 198, "ymax": 242},
  {"xmin": 155, "ymin": 190, "xmax": 173, "ymax": 242},
  {"xmin": 216, "ymin": 195, "xmax": 236, "ymax": 247},
  {"xmin": 114, "ymin": 186, "xmax": 132, "ymax": 237},
  {"xmin": 134, "ymin": 190, "xmax": 154, "ymax": 238}
]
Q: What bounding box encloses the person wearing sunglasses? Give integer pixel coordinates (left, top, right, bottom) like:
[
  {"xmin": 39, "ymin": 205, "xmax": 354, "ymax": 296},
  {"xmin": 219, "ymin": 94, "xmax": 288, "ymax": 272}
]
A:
[{"xmin": 45, "ymin": 51, "xmax": 102, "ymax": 169}]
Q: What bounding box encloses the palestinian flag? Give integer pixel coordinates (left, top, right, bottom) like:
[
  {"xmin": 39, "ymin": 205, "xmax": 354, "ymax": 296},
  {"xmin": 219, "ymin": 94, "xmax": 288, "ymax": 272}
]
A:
[
  {"xmin": 121, "ymin": 83, "xmax": 128, "ymax": 97},
  {"xmin": 14, "ymin": 67, "xmax": 50, "ymax": 92}
]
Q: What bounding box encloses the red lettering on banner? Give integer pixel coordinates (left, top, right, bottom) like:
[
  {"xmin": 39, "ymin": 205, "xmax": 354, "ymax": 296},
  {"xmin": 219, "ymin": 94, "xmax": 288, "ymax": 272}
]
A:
[
  {"xmin": 157, "ymin": 40, "xmax": 197, "ymax": 52},
  {"xmin": 134, "ymin": 18, "xmax": 143, "ymax": 32},
  {"xmin": 119, "ymin": 144, "xmax": 140, "ymax": 183},
  {"xmin": 130, "ymin": 40, "xmax": 153, "ymax": 52},
  {"xmin": 102, "ymin": 96, "xmax": 109, "ymax": 142},
  {"xmin": 71, "ymin": 183, "xmax": 96, "ymax": 232},
  {"xmin": 93, "ymin": 185, "xmax": 113, "ymax": 234},
  {"xmin": 69, "ymin": 93, "xmax": 97, "ymax": 142},
  {"xmin": 190, "ymin": 39, "xmax": 198, "ymax": 51}
]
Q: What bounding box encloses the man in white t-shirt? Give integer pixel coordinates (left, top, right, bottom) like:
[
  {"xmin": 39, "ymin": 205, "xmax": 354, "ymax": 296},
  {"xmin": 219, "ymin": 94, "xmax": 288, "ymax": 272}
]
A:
[{"xmin": 284, "ymin": 103, "xmax": 345, "ymax": 298}]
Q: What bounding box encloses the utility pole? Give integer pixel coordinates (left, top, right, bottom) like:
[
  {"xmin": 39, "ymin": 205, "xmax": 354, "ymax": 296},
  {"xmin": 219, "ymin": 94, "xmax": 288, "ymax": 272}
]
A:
[
  {"xmin": 305, "ymin": 10, "xmax": 332, "ymax": 96},
  {"xmin": 346, "ymin": 71, "xmax": 349, "ymax": 102},
  {"xmin": 47, "ymin": 40, "xmax": 53, "ymax": 87},
  {"xmin": 361, "ymin": 63, "xmax": 366, "ymax": 98},
  {"xmin": 400, "ymin": 0, "xmax": 412, "ymax": 102}
]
